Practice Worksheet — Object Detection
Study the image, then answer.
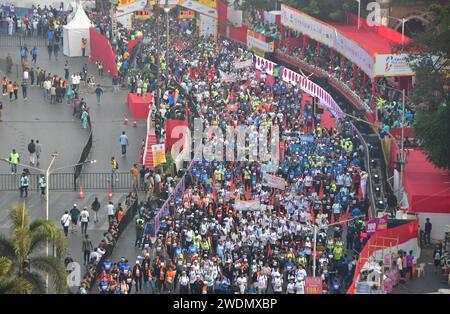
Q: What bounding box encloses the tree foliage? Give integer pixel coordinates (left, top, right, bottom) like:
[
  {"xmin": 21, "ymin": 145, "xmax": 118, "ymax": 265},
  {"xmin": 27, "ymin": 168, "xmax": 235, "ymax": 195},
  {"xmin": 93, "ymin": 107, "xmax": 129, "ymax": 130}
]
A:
[
  {"xmin": 283, "ymin": 0, "xmax": 360, "ymax": 22},
  {"xmin": 0, "ymin": 204, "xmax": 68, "ymax": 294},
  {"xmin": 407, "ymin": 4, "xmax": 450, "ymax": 169}
]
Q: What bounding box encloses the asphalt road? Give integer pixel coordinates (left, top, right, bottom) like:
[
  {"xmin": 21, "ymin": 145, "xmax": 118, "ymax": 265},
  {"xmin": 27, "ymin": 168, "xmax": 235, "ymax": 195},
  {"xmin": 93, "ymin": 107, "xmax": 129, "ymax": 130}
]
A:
[{"xmin": 0, "ymin": 38, "xmax": 147, "ymax": 280}]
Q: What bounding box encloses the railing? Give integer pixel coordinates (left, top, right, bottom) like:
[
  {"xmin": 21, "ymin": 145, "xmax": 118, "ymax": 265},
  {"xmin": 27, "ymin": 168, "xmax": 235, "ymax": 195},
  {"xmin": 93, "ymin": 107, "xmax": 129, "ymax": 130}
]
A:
[
  {"xmin": 0, "ymin": 172, "xmax": 133, "ymax": 191},
  {"xmin": 0, "ymin": 33, "xmax": 49, "ymax": 47},
  {"xmin": 88, "ymin": 194, "xmax": 139, "ymax": 293}
]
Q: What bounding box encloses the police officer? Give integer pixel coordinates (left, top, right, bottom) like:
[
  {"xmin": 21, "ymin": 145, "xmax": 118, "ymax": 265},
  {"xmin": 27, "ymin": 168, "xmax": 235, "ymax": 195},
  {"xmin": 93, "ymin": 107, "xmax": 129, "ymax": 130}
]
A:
[
  {"xmin": 20, "ymin": 172, "xmax": 29, "ymax": 197},
  {"xmin": 39, "ymin": 174, "xmax": 46, "ymax": 197}
]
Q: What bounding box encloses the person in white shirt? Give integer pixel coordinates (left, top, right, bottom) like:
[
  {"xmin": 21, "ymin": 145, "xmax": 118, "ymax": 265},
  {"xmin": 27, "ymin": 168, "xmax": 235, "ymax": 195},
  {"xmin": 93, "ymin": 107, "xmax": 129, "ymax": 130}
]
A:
[
  {"xmin": 107, "ymin": 201, "xmax": 115, "ymax": 225},
  {"xmin": 295, "ymin": 279, "xmax": 305, "ymax": 294},
  {"xmin": 286, "ymin": 279, "xmax": 296, "ymax": 294},
  {"xmin": 80, "ymin": 207, "xmax": 89, "ymax": 234},
  {"xmin": 236, "ymin": 273, "xmax": 247, "ymax": 294},
  {"xmin": 272, "ymin": 276, "xmax": 283, "ymax": 294},
  {"xmin": 296, "ymin": 265, "xmax": 307, "ymax": 282},
  {"xmin": 257, "ymin": 272, "xmax": 267, "ymax": 294},
  {"xmin": 60, "ymin": 210, "xmax": 71, "ymax": 237}
]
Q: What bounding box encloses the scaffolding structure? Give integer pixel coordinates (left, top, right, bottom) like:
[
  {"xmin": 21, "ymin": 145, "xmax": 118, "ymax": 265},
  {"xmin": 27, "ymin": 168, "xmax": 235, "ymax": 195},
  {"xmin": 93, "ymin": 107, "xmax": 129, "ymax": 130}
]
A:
[{"xmin": 355, "ymin": 235, "xmax": 400, "ymax": 294}]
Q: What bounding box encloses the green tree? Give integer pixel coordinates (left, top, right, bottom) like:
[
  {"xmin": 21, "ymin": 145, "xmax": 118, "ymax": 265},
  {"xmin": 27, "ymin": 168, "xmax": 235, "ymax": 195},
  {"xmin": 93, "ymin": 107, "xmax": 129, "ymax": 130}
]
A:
[
  {"xmin": 406, "ymin": 4, "xmax": 450, "ymax": 169},
  {"xmin": 0, "ymin": 204, "xmax": 68, "ymax": 294},
  {"xmin": 284, "ymin": 0, "xmax": 360, "ymax": 22}
]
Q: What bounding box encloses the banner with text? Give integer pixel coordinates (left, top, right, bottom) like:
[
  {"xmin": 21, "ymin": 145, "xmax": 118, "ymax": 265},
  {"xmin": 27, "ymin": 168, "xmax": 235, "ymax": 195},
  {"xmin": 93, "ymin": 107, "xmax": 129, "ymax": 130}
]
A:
[
  {"xmin": 152, "ymin": 144, "xmax": 166, "ymax": 167},
  {"xmin": 374, "ymin": 54, "xmax": 414, "ymax": 77},
  {"xmin": 281, "ymin": 4, "xmax": 335, "ymax": 47},
  {"xmin": 262, "ymin": 173, "xmax": 286, "ymax": 190},
  {"xmin": 305, "ymin": 277, "xmax": 323, "ymax": 294},
  {"xmin": 281, "ymin": 4, "xmax": 374, "ymax": 77},
  {"xmin": 234, "ymin": 200, "xmax": 261, "ymax": 211},
  {"xmin": 180, "ymin": 0, "xmax": 217, "ymax": 18},
  {"xmin": 247, "ymin": 30, "xmax": 274, "ymax": 53},
  {"xmin": 199, "ymin": 13, "xmax": 217, "ymax": 37}
]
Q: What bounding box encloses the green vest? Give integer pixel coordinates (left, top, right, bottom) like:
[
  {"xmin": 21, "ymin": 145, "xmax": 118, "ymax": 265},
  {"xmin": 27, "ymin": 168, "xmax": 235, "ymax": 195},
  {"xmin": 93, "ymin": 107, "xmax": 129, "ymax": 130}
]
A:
[{"xmin": 10, "ymin": 152, "xmax": 19, "ymax": 164}]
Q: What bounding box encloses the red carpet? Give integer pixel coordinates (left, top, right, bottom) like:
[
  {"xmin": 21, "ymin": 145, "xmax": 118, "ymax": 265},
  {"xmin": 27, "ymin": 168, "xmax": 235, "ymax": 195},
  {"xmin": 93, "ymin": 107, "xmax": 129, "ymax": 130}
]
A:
[
  {"xmin": 403, "ymin": 148, "xmax": 450, "ymax": 213},
  {"xmin": 143, "ymin": 132, "xmax": 157, "ymax": 169}
]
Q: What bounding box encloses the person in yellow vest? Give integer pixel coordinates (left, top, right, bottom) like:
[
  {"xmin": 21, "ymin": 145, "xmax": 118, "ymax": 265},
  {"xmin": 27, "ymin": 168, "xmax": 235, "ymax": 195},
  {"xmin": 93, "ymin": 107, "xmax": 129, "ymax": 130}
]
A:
[
  {"xmin": 333, "ymin": 245, "xmax": 343, "ymax": 261},
  {"xmin": 193, "ymin": 231, "xmax": 201, "ymax": 248},
  {"xmin": 81, "ymin": 38, "xmax": 87, "ymax": 57},
  {"xmin": 2, "ymin": 77, "xmax": 7, "ymax": 95},
  {"xmin": 201, "ymin": 238, "xmax": 210, "ymax": 257},
  {"xmin": 9, "ymin": 149, "xmax": 20, "ymax": 174},
  {"xmin": 7, "ymin": 81, "xmax": 14, "ymax": 101}
]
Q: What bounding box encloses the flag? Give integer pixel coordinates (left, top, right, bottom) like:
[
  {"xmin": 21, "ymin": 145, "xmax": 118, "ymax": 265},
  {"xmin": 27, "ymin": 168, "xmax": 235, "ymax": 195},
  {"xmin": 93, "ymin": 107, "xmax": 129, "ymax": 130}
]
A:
[{"xmin": 152, "ymin": 144, "xmax": 166, "ymax": 167}]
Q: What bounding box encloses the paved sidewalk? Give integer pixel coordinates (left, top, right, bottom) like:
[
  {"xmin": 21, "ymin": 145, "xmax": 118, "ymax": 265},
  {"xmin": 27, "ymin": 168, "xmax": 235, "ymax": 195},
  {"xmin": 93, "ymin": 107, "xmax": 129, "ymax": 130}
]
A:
[{"xmin": 393, "ymin": 246, "xmax": 449, "ymax": 294}]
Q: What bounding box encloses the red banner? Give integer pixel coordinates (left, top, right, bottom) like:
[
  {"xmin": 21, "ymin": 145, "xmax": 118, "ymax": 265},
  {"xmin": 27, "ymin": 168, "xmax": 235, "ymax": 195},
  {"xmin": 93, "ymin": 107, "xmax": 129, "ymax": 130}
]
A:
[
  {"xmin": 305, "ymin": 277, "xmax": 322, "ymax": 294},
  {"xmin": 89, "ymin": 28, "xmax": 118, "ymax": 77},
  {"xmin": 128, "ymin": 39, "xmax": 140, "ymax": 53},
  {"xmin": 390, "ymin": 127, "xmax": 414, "ymax": 138},
  {"xmin": 165, "ymin": 119, "xmax": 189, "ymax": 152}
]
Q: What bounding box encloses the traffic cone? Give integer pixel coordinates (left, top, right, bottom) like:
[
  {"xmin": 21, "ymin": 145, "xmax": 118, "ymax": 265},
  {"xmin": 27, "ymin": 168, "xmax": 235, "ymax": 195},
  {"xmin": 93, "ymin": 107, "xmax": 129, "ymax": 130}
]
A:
[
  {"xmin": 108, "ymin": 186, "xmax": 113, "ymax": 200},
  {"xmin": 133, "ymin": 120, "xmax": 137, "ymax": 127},
  {"xmin": 79, "ymin": 186, "xmax": 84, "ymax": 199},
  {"xmin": 124, "ymin": 114, "xmax": 128, "ymax": 125}
]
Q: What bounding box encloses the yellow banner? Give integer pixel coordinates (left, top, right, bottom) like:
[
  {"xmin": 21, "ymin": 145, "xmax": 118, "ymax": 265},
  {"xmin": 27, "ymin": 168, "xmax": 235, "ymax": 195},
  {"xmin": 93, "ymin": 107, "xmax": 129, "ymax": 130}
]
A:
[
  {"xmin": 152, "ymin": 144, "xmax": 166, "ymax": 167},
  {"xmin": 135, "ymin": 10, "xmax": 152, "ymax": 20},
  {"xmin": 179, "ymin": 10, "xmax": 195, "ymax": 19},
  {"xmin": 180, "ymin": 0, "xmax": 216, "ymax": 9}
]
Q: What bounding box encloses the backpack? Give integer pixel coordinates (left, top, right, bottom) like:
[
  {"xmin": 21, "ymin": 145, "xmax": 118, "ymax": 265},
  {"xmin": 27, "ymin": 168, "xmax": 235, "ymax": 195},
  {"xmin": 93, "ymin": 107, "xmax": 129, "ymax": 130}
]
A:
[{"xmin": 113, "ymin": 161, "xmax": 119, "ymax": 170}]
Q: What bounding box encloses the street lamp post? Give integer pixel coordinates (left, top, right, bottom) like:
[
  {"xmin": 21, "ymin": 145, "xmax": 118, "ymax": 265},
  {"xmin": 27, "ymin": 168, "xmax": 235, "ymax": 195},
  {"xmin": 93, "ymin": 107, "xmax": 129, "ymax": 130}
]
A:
[
  {"xmin": 384, "ymin": 16, "xmax": 406, "ymax": 49},
  {"xmin": 155, "ymin": 0, "xmax": 161, "ymax": 110},
  {"xmin": 0, "ymin": 155, "xmax": 96, "ymax": 292},
  {"xmin": 312, "ymin": 215, "xmax": 364, "ymax": 277},
  {"xmin": 356, "ymin": 0, "xmax": 361, "ymax": 30},
  {"xmin": 164, "ymin": 0, "xmax": 171, "ymax": 88}
]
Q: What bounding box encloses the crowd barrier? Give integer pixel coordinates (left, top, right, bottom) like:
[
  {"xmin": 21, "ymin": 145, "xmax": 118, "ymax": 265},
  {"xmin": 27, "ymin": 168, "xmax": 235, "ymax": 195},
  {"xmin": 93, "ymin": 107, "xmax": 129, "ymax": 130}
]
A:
[
  {"xmin": 347, "ymin": 219, "xmax": 419, "ymax": 294},
  {"xmin": 88, "ymin": 195, "xmax": 139, "ymax": 293},
  {"xmin": 74, "ymin": 116, "xmax": 93, "ymax": 190}
]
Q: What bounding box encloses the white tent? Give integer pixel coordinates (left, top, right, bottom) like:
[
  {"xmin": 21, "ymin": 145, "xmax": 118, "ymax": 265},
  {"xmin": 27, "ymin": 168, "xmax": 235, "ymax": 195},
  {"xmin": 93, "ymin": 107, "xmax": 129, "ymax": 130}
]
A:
[{"xmin": 63, "ymin": 4, "xmax": 92, "ymax": 57}]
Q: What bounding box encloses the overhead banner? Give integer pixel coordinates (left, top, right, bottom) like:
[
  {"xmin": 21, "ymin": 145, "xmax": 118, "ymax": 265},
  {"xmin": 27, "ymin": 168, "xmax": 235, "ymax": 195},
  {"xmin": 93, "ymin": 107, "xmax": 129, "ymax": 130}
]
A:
[
  {"xmin": 149, "ymin": 0, "xmax": 179, "ymax": 5},
  {"xmin": 374, "ymin": 54, "xmax": 414, "ymax": 77},
  {"xmin": 262, "ymin": 173, "xmax": 286, "ymax": 190},
  {"xmin": 247, "ymin": 30, "xmax": 274, "ymax": 53},
  {"xmin": 151, "ymin": 144, "xmax": 166, "ymax": 167},
  {"xmin": 334, "ymin": 32, "xmax": 374, "ymax": 77},
  {"xmin": 305, "ymin": 277, "xmax": 323, "ymax": 294},
  {"xmin": 234, "ymin": 200, "xmax": 261, "ymax": 211},
  {"xmin": 280, "ymin": 4, "xmax": 374, "ymax": 77},
  {"xmin": 281, "ymin": 4, "xmax": 335, "ymax": 47},
  {"xmin": 180, "ymin": 0, "xmax": 217, "ymax": 18},
  {"xmin": 199, "ymin": 13, "xmax": 217, "ymax": 37},
  {"xmin": 179, "ymin": 10, "xmax": 195, "ymax": 19}
]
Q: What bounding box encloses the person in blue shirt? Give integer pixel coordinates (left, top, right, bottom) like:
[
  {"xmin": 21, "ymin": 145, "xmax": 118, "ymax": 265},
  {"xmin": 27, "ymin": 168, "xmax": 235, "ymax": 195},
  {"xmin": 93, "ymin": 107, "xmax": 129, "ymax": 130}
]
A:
[
  {"xmin": 119, "ymin": 131, "xmax": 128, "ymax": 155},
  {"xmin": 120, "ymin": 260, "xmax": 131, "ymax": 282},
  {"xmin": 103, "ymin": 259, "xmax": 113, "ymax": 274}
]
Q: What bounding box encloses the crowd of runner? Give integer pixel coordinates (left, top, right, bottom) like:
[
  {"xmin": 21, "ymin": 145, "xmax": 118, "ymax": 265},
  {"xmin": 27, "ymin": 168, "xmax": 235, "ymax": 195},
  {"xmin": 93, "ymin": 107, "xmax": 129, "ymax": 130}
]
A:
[{"xmin": 91, "ymin": 14, "xmax": 372, "ymax": 294}]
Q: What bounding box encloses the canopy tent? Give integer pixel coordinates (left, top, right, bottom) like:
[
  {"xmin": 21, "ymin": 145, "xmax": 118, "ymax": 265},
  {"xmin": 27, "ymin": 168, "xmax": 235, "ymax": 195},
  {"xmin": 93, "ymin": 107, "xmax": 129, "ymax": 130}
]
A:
[
  {"xmin": 403, "ymin": 149, "xmax": 450, "ymax": 241},
  {"xmin": 63, "ymin": 4, "xmax": 92, "ymax": 57}
]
